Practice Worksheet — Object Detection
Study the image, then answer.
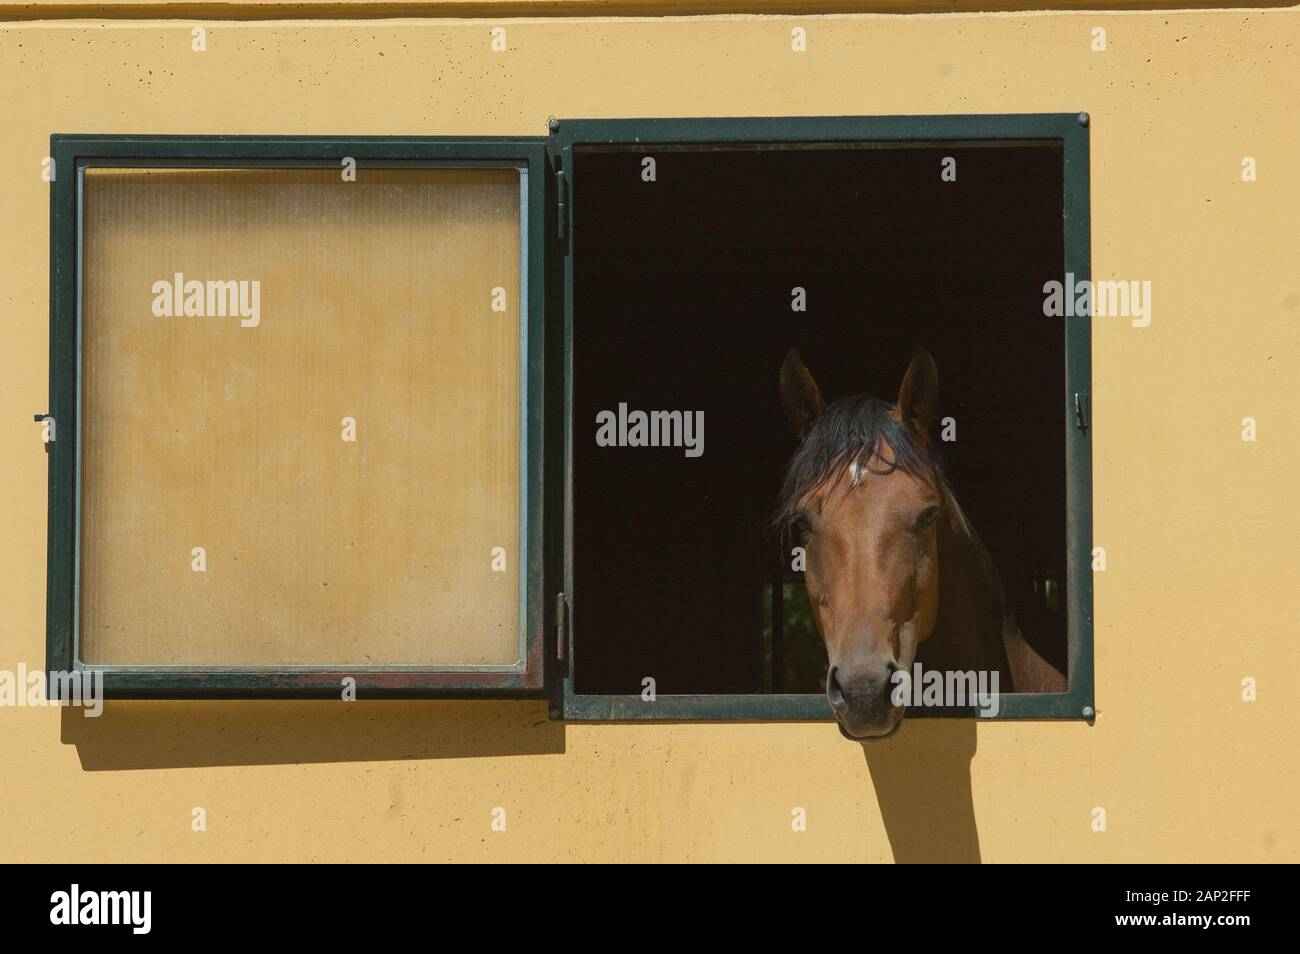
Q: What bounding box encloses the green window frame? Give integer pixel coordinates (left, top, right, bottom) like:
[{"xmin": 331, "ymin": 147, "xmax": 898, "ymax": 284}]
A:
[
  {"xmin": 549, "ymin": 114, "xmax": 1094, "ymax": 722},
  {"xmin": 44, "ymin": 135, "xmax": 550, "ymax": 697},
  {"xmin": 44, "ymin": 118, "xmax": 1092, "ymax": 719}
]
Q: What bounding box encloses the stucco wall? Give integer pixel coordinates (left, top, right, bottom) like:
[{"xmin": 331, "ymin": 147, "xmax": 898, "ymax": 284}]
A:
[{"xmin": 1, "ymin": 7, "xmax": 1296, "ymax": 862}]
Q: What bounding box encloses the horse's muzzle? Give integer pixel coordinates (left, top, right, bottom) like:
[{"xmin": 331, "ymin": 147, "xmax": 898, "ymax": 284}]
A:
[{"xmin": 827, "ymin": 661, "xmax": 905, "ymax": 740}]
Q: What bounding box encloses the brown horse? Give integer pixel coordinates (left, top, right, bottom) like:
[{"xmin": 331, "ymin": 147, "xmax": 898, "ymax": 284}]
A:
[{"xmin": 776, "ymin": 346, "xmax": 1066, "ymax": 741}]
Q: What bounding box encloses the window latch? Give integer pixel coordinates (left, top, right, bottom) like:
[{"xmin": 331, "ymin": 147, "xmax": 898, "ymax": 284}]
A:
[{"xmin": 35, "ymin": 413, "xmax": 53, "ymax": 453}]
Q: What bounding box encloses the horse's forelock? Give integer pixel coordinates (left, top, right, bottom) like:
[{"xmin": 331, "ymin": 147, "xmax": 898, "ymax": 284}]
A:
[{"xmin": 773, "ymin": 395, "xmax": 942, "ymax": 541}]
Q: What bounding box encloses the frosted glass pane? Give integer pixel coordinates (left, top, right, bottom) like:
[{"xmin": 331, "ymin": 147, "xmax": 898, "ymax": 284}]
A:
[{"xmin": 78, "ymin": 166, "xmax": 521, "ymax": 667}]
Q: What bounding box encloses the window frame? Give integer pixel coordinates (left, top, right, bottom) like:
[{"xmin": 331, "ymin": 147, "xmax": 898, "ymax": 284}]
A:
[
  {"xmin": 550, "ymin": 114, "xmax": 1094, "ymax": 722},
  {"xmin": 46, "ymin": 134, "xmax": 550, "ymax": 697}
]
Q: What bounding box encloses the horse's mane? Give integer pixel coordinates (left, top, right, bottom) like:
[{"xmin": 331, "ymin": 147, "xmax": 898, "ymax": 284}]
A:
[{"xmin": 773, "ymin": 394, "xmax": 945, "ymax": 541}]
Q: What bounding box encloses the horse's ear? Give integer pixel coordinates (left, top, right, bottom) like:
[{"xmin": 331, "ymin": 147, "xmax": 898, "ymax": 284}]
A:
[
  {"xmin": 896, "ymin": 346, "xmax": 939, "ymax": 441},
  {"xmin": 780, "ymin": 348, "xmax": 825, "ymax": 440}
]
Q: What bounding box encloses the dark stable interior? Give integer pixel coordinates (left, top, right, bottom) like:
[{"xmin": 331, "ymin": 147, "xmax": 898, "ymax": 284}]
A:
[{"xmin": 572, "ymin": 140, "xmax": 1068, "ymax": 695}]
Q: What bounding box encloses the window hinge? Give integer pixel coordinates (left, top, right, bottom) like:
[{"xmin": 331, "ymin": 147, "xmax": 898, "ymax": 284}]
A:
[
  {"xmin": 555, "ymin": 169, "xmax": 569, "ymax": 243},
  {"xmin": 1074, "ymin": 392, "xmax": 1090, "ymax": 434},
  {"xmin": 555, "ymin": 591, "xmax": 569, "ymax": 663}
]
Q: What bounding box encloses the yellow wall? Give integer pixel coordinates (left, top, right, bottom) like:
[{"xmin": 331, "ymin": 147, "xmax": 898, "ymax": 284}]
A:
[{"xmin": 1, "ymin": 7, "xmax": 1296, "ymax": 862}]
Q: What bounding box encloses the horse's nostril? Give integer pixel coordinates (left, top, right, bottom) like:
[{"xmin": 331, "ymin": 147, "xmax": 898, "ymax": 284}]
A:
[{"xmin": 826, "ymin": 666, "xmax": 847, "ymax": 710}]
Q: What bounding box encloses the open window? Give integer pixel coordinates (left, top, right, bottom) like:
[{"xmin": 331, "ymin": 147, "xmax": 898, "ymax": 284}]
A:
[
  {"xmin": 45, "ymin": 136, "xmax": 548, "ymax": 695},
  {"xmin": 44, "ymin": 119, "xmax": 1092, "ymax": 717},
  {"xmin": 552, "ymin": 116, "xmax": 1093, "ymax": 721}
]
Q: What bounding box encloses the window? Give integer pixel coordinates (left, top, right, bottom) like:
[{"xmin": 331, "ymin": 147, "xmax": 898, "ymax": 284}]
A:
[
  {"xmin": 551, "ymin": 116, "xmax": 1093, "ymax": 721},
  {"xmin": 46, "ymin": 137, "xmax": 547, "ymax": 694},
  {"xmin": 45, "ymin": 119, "xmax": 1092, "ymax": 718}
]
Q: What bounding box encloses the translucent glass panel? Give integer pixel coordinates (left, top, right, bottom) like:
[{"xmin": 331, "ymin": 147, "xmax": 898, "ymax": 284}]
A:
[{"xmin": 78, "ymin": 167, "xmax": 522, "ymax": 667}]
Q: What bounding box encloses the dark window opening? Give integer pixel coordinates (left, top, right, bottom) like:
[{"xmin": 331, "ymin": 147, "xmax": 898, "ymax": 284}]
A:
[{"xmin": 572, "ymin": 141, "xmax": 1068, "ymax": 695}]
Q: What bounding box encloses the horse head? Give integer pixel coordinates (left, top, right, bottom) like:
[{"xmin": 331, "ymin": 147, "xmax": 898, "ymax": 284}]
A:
[{"xmin": 777, "ymin": 347, "xmax": 945, "ymax": 741}]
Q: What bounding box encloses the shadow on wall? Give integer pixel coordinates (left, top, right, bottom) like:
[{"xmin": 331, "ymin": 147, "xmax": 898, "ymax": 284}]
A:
[
  {"xmin": 61, "ymin": 700, "xmax": 564, "ymax": 770},
  {"xmin": 62, "ymin": 699, "xmax": 980, "ymax": 863},
  {"xmin": 862, "ymin": 718, "xmax": 981, "ymax": 863}
]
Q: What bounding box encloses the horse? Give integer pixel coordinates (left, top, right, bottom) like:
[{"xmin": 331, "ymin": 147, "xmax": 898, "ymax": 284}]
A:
[{"xmin": 775, "ymin": 346, "xmax": 1066, "ymax": 741}]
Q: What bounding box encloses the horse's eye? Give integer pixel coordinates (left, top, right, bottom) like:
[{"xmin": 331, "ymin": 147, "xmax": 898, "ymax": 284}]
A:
[
  {"xmin": 792, "ymin": 516, "xmax": 813, "ymax": 541},
  {"xmin": 916, "ymin": 507, "xmax": 940, "ymax": 530}
]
